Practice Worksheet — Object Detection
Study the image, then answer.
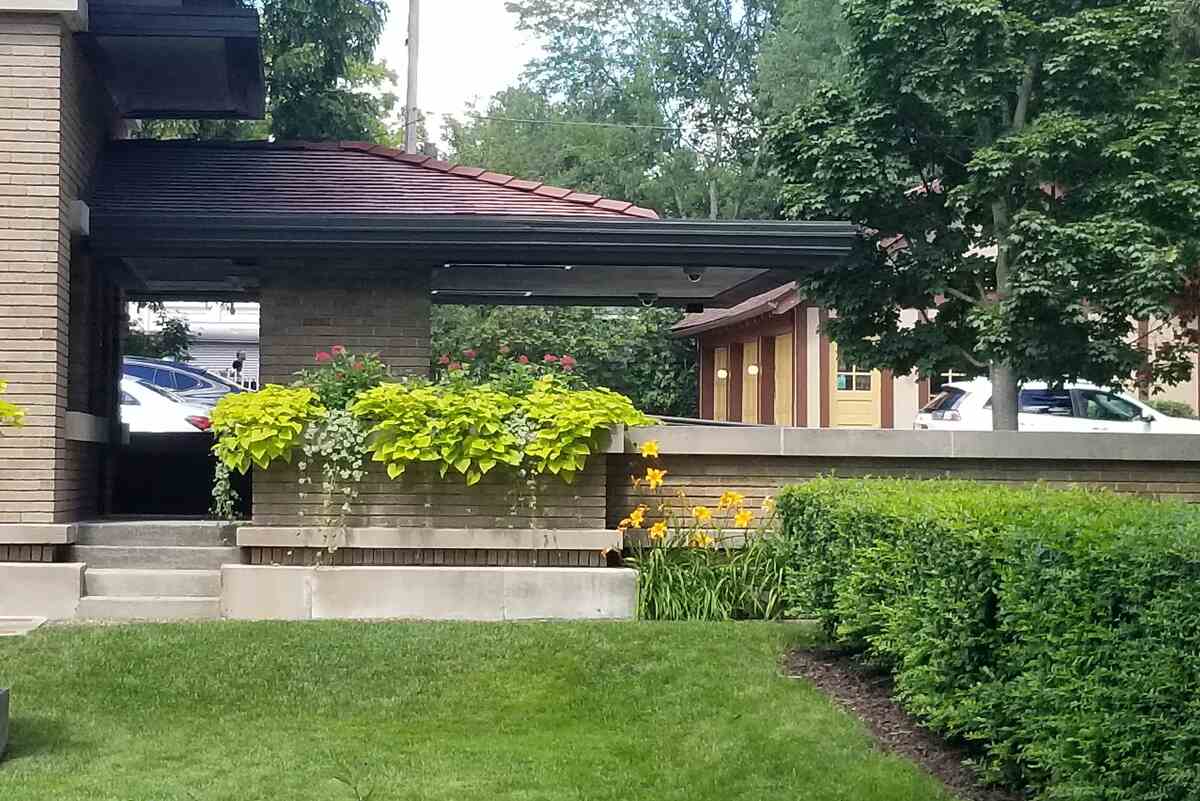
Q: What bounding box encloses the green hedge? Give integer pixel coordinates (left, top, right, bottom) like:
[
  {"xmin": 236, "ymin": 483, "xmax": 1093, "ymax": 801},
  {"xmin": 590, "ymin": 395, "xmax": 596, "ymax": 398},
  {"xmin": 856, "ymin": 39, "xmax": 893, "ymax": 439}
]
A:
[{"xmin": 776, "ymin": 479, "xmax": 1200, "ymax": 801}]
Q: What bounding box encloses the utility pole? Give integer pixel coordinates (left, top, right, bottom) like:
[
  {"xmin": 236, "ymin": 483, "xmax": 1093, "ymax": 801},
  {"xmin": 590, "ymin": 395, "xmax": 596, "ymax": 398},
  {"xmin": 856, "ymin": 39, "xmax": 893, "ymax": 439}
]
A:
[{"xmin": 404, "ymin": 0, "xmax": 420, "ymax": 154}]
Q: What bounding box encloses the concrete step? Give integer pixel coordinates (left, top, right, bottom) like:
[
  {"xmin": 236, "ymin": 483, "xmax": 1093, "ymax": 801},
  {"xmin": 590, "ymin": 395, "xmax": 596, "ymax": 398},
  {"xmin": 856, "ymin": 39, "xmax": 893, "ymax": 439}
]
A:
[
  {"xmin": 76, "ymin": 595, "xmax": 220, "ymax": 621},
  {"xmin": 72, "ymin": 546, "xmax": 242, "ymax": 570},
  {"xmin": 75, "ymin": 521, "xmax": 238, "ymax": 547},
  {"xmin": 84, "ymin": 569, "xmax": 220, "ymax": 598}
]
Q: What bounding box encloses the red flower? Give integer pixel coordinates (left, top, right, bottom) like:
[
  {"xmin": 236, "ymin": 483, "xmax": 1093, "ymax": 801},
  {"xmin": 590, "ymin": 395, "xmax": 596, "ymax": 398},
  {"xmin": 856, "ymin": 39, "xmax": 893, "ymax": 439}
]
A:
[
  {"xmin": 437, "ymin": 354, "xmax": 451, "ymax": 365},
  {"xmin": 353, "ymin": 361, "xmax": 364, "ymax": 371},
  {"xmin": 463, "ymin": 348, "xmax": 478, "ymax": 360},
  {"xmin": 499, "ymin": 344, "xmax": 511, "ymax": 355},
  {"xmin": 517, "ymin": 355, "xmax": 529, "ymax": 365},
  {"xmin": 543, "ymin": 353, "xmax": 558, "ymax": 363},
  {"xmin": 331, "ymin": 344, "xmax": 347, "ymax": 356},
  {"xmin": 448, "ymin": 361, "xmax": 462, "ymax": 371},
  {"xmin": 315, "ymin": 351, "xmax": 332, "ymax": 363},
  {"xmin": 560, "ymin": 354, "xmax": 577, "ymax": 371}
]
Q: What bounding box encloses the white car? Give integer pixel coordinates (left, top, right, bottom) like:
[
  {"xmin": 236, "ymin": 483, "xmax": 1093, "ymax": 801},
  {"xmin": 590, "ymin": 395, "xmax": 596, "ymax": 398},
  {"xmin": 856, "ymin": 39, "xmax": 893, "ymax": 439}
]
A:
[
  {"xmin": 120, "ymin": 377, "xmax": 213, "ymax": 434},
  {"xmin": 914, "ymin": 378, "xmax": 1200, "ymax": 434}
]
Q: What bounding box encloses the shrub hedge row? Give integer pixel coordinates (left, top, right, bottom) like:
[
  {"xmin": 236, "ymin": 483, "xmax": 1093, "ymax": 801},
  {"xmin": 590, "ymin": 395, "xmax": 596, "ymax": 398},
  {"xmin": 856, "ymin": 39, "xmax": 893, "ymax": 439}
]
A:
[{"xmin": 776, "ymin": 478, "xmax": 1200, "ymax": 801}]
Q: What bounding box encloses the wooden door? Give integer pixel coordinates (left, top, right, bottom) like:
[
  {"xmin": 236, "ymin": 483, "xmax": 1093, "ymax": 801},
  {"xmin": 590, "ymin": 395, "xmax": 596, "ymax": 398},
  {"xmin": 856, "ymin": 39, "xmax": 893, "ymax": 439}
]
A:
[{"xmin": 830, "ymin": 343, "xmax": 881, "ymax": 427}]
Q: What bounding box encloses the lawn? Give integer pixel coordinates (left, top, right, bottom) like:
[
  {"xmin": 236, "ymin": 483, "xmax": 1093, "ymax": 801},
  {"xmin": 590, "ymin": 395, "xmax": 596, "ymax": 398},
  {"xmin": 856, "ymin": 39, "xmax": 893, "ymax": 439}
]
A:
[{"xmin": 0, "ymin": 622, "xmax": 951, "ymax": 801}]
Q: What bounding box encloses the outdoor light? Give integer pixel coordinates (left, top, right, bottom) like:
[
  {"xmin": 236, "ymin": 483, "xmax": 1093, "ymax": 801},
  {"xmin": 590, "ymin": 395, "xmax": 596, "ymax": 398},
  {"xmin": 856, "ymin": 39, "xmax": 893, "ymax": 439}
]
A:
[
  {"xmin": 563, "ymin": 265, "xmax": 574, "ymax": 271},
  {"xmin": 523, "ymin": 291, "xmax": 534, "ymax": 297},
  {"xmin": 747, "ymin": 364, "xmax": 760, "ymax": 376},
  {"xmin": 716, "ymin": 368, "xmax": 729, "ymax": 380}
]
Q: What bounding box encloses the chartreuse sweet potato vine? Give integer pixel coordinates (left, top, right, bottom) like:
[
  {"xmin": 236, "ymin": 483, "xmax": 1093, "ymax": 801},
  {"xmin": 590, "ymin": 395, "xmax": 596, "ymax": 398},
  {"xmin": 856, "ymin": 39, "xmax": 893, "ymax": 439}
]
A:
[
  {"xmin": 210, "ymin": 385, "xmax": 326, "ymax": 474},
  {"xmin": 0, "ymin": 379, "xmax": 24, "ymax": 428}
]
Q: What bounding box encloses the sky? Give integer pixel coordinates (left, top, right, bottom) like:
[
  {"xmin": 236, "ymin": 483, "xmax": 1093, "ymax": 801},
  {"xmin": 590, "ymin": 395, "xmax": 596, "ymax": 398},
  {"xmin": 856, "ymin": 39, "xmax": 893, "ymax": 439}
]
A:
[{"xmin": 376, "ymin": 0, "xmax": 543, "ymax": 140}]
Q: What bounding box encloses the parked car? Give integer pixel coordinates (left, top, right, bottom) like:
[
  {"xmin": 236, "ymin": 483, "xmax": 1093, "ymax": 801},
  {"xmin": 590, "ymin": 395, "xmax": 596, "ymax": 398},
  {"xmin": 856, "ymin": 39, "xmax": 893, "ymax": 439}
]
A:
[
  {"xmin": 122, "ymin": 356, "xmax": 243, "ymax": 407},
  {"xmin": 914, "ymin": 379, "xmax": 1200, "ymax": 434},
  {"xmin": 120, "ymin": 377, "xmax": 213, "ymax": 433}
]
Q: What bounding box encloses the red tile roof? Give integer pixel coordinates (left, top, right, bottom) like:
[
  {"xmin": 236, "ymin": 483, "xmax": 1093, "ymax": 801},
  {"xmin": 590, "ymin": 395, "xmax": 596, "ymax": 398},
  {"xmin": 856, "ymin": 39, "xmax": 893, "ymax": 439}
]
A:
[{"xmin": 90, "ymin": 139, "xmax": 660, "ymax": 219}]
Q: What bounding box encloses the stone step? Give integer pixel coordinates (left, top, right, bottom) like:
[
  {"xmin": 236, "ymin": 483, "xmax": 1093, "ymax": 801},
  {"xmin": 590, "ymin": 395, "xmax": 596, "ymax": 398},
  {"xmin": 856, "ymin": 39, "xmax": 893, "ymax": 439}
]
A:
[
  {"xmin": 72, "ymin": 546, "xmax": 243, "ymax": 571},
  {"xmin": 84, "ymin": 568, "xmax": 220, "ymax": 598},
  {"xmin": 76, "ymin": 596, "xmax": 220, "ymax": 621},
  {"xmin": 75, "ymin": 521, "xmax": 238, "ymax": 547}
]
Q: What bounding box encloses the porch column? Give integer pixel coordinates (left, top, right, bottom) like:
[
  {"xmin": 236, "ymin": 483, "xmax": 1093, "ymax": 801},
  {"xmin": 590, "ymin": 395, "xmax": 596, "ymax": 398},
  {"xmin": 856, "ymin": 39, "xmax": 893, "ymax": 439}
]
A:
[
  {"xmin": 258, "ymin": 265, "xmax": 433, "ymax": 384},
  {"xmin": 0, "ymin": 6, "xmax": 112, "ymax": 524}
]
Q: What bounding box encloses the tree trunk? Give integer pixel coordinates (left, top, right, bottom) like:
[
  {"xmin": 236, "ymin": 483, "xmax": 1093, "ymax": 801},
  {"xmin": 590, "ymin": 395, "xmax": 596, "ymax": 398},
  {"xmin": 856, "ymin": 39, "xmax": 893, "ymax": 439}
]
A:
[
  {"xmin": 708, "ymin": 176, "xmax": 719, "ymax": 220},
  {"xmin": 990, "ymin": 362, "xmax": 1019, "ymax": 431}
]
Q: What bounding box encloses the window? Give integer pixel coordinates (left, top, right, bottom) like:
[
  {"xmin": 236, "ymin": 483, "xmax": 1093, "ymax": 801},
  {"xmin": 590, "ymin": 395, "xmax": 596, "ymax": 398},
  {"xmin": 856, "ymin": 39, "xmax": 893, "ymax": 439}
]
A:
[
  {"xmin": 120, "ymin": 391, "xmax": 138, "ymax": 406},
  {"xmin": 1019, "ymin": 389, "xmax": 1074, "ymax": 416},
  {"xmin": 124, "ymin": 363, "xmax": 154, "ymax": 382},
  {"xmin": 921, "ymin": 387, "xmax": 966, "ymax": 413},
  {"xmin": 836, "ymin": 357, "xmax": 872, "ymax": 392},
  {"xmin": 171, "ymin": 371, "xmax": 202, "ymax": 392},
  {"xmin": 1077, "ymin": 390, "xmax": 1143, "ymax": 422},
  {"xmin": 930, "ymin": 368, "xmax": 979, "ymax": 395},
  {"xmin": 152, "ymin": 368, "xmax": 176, "ymax": 390}
]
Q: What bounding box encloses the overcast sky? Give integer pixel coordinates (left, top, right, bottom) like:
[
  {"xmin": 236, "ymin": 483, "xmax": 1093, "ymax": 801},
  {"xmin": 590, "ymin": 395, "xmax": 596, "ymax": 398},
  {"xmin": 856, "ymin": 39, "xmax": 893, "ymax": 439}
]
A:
[{"xmin": 376, "ymin": 0, "xmax": 543, "ymax": 137}]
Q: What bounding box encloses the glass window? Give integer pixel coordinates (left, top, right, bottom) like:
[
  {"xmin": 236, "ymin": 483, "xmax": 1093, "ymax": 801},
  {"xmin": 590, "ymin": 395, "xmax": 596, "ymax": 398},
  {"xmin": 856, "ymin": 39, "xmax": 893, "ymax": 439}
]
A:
[
  {"xmin": 921, "ymin": 387, "xmax": 967, "ymax": 413},
  {"xmin": 152, "ymin": 368, "xmax": 176, "ymax": 390},
  {"xmin": 930, "ymin": 368, "xmax": 980, "ymax": 395},
  {"xmin": 120, "ymin": 391, "xmax": 138, "ymax": 406},
  {"xmin": 1019, "ymin": 389, "xmax": 1074, "ymax": 416},
  {"xmin": 171, "ymin": 371, "xmax": 202, "ymax": 391},
  {"xmin": 836, "ymin": 357, "xmax": 873, "ymax": 392},
  {"xmin": 1077, "ymin": 390, "xmax": 1143, "ymax": 422},
  {"xmin": 124, "ymin": 363, "xmax": 154, "ymax": 382}
]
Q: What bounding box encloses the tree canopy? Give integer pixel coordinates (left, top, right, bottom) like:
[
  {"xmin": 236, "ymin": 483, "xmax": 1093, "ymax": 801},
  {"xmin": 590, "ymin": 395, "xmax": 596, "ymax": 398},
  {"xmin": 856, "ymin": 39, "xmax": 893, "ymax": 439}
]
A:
[{"xmin": 770, "ymin": 0, "xmax": 1200, "ymax": 429}]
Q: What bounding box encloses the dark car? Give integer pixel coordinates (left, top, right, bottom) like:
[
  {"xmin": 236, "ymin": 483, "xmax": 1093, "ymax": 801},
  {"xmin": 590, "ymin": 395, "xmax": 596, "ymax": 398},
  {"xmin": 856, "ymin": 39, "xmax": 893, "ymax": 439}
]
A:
[{"xmin": 122, "ymin": 356, "xmax": 244, "ymax": 408}]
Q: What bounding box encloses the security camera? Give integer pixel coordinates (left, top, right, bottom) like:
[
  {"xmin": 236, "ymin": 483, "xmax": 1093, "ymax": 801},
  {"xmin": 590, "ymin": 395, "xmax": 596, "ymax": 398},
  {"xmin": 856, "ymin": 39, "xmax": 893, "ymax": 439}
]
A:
[
  {"xmin": 638, "ymin": 292, "xmax": 658, "ymax": 308},
  {"xmin": 683, "ymin": 266, "xmax": 706, "ymax": 284}
]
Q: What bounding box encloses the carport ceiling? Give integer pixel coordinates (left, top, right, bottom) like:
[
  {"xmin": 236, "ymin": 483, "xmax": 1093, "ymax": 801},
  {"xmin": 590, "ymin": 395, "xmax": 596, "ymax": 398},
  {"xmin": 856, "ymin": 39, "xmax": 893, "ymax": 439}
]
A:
[{"xmin": 91, "ymin": 141, "xmax": 858, "ymax": 308}]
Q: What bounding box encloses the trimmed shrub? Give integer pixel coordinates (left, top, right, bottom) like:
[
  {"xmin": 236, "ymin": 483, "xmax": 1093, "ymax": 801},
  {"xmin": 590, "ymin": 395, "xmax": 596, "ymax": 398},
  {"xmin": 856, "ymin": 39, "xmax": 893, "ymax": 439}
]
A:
[{"xmin": 777, "ymin": 479, "xmax": 1200, "ymax": 800}]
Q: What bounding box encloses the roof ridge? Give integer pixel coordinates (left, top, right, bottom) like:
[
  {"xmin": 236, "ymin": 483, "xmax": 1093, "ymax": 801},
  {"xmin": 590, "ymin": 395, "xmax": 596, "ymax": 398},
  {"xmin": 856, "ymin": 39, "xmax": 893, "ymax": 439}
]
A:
[{"xmin": 333, "ymin": 141, "xmax": 660, "ymax": 220}]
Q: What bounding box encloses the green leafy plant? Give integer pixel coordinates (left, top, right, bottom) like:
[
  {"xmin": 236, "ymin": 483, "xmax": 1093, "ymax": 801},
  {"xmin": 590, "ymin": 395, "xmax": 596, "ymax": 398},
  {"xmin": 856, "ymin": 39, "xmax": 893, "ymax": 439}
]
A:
[
  {"xmin": 1148, "ymin": 398, "xmax": 1197, "ymax": 419},
  {"xmin": 776, "ymin": 478, "xmax": 1200, "ymax": 799},
  {"xmin": 293, "ymin": 345, "xmax": 390, "ymax": 410},
  {"xmin": 210, "ymin": 385, "xmax": 326, "ymax": 473},
  {"xmin": 297, "ymin": 408, "xmax": 368, "ymax": 541},
  {"xmin": 0, "ymin": 379, "xmax": 24, "ymax": 428}
]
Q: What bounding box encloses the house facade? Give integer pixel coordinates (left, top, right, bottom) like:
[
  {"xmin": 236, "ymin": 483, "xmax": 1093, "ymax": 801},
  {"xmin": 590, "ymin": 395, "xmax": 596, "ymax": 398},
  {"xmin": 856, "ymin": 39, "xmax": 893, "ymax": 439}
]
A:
[{"xmin": 676, "ymin": 284, "xmax": 1200, "ymax": 429}]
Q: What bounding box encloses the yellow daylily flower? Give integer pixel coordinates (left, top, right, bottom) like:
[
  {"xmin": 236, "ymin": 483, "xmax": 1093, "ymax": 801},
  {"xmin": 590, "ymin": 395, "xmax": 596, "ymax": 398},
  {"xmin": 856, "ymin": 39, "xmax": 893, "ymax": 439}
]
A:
[
  {"xmin": 734, "ymin": 509, "xmax": 754, "ymax": 528},
  {"xmin": 640, "ymin": 440, "xmax": 660, "ymax": 458},
  {"xmin": 617, "ymin": 517, "xmax": 632, "ymax": 533},
  {"xmin": 692, "ymin": 505, "xmax": 713, "ymax": 523},
  {"xmin": 718, "ymin": 490, "xmax": 745, "ymax": 510},
  {"xmin": 689, "ymin": 532, "xmax": 715, "ymax": 549},
  {"xmin": 648, "ymin": 520, "xmax": 668, "ymax": 540},
  {"xmin": 631, "ymin": 474, "xmax": 643, "ymax": 489},
  {"xmin": 762, "ymin": 496, "xmax": 775, "ymax": 512},
  {"xmin": 628, "ymin": 505, "xmax": 647, "ymax": 528},
  {"xmin": 645, "ymin": 467, "xmax": 668, "ymax": 490}
]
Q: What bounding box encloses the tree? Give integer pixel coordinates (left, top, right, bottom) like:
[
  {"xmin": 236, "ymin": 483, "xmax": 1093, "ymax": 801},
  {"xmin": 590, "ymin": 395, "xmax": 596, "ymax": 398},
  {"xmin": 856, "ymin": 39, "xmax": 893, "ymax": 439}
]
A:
[
  {"xmin": 126, "ymin": 310, "xmax": 192, "ymax": 361},
  {"xmin": 770, "ymin": 0, "xmax": 1200, "ymax": 429},
  {"xmin": 502, "ymin": 0, "xmax": 783, "ymax": 220},
  {"xmin": 431, "ymin": 306, "xmax": 697, "ymax": 417},
  {"xmin": 139, "ymin": 0, "xmax": 400, "ymax": 143},
  {"xmin": 756, "ymin": 0, "xmax": 850, "ymax": 114}
]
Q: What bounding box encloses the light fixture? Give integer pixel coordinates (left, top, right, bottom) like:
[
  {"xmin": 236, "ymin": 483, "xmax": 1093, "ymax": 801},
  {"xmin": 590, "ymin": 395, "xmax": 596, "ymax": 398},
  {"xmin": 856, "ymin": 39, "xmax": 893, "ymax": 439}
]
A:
[
  {"xmin": 563, "ymin": 265, "xmax": 574, "ymax": 271},
  {"xmin": 747, "ymin": 364, "xmax": 760, "ymax": 376},
  {"xmin": 523, "ymin": 291, "xmax": 533, "ymax": 297},
  {"xmin": 430, "ymin": 289, "xmax": 439, "ymax": 295},
  {"xmin": 716, "ymin": 368, "xmax": 729, "ymax": 380}
]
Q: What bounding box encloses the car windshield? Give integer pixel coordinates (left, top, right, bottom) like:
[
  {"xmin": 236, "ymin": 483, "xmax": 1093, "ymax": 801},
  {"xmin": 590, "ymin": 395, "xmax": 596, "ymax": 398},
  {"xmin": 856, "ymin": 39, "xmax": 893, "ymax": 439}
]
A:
[
  {"xmin": 921, "ymin": 387, "xmax": 967, "ymax": 413},
  {"xmin": 1019, "ymin": 389, "xmax": 1074, "ymax": 416}
]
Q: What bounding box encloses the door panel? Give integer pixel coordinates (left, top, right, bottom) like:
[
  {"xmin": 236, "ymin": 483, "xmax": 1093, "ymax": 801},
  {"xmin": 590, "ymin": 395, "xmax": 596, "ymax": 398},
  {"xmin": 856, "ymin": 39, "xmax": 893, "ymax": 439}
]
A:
[{"xmin": 830, "ymin": 343, "xmax": 881, "ymax": 428}]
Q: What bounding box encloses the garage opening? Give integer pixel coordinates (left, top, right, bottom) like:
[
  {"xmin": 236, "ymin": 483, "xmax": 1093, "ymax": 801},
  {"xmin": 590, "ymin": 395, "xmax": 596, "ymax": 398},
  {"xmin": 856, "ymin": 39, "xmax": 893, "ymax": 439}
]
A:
[{"xmin": 115, "ymin": 301, "xmax": 258, "ymax": 518}]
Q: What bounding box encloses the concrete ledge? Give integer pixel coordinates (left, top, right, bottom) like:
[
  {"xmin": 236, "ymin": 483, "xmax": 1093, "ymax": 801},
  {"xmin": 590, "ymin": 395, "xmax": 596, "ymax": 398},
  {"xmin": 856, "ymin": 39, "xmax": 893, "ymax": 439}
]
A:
[
  {"xmin": 220, "ymin": 565, "xmax": 636, "ymax": 621},
  {"xmin": 0, "ymin": 563, "xmax": 83, "ymax": 620},
  {"xmin": 0, "ymin": 524, "xmax": 76, "ymax": 545},
  {"xmin": 65, "ymin": 411, "xmax": 109, "ymax": 444},
  {"xmin": 626, "ymin": 425, "xmax": 1200, "ymax": 462},
  {"xmin": 236, "ymin": 527, "xmax": 622, "ymax": 551}
]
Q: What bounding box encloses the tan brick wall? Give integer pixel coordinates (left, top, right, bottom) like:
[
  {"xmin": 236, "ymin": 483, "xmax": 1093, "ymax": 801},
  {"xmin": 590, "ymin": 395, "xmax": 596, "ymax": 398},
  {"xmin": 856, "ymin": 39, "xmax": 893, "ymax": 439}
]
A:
[
  {"xmin": 607, "ymin": 454, "xmax": 1200, "ymax": 527},
  {"xmin": 254, "ymin": 459, "xmax": 607, "ymax": 529},
  {"xmin": 0, "ymin": 16, "xmax": 111, "ymax": 522},
  {"xmin": 259, "ymin": 267, "xmax": 432, "ymax": 384}
]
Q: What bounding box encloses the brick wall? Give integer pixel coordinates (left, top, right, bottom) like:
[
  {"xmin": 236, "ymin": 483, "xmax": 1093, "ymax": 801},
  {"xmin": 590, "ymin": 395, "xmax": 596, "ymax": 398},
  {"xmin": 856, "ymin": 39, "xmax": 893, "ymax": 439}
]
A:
[
  {"xmin": 0, "ymin": 16, "xmax": 113, "ymax": 523},
  {"xmin": 258, "ymin": 266, "xmax": 432, "ymax": 384},
  {"xmin": 254, "ymin": 459, "xmax": 607, "ymax": 529},
  {"xmin": 607, "ymin": 453, "xmax": 1200, "ymax": 527}
]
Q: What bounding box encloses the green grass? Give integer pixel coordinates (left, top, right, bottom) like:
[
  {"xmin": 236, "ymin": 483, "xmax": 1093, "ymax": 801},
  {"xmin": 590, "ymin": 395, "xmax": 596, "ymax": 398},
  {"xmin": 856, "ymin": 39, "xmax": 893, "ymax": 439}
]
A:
[{"xmin": 0, "ymin": 622, "xmax": 951, "ymax": 801}]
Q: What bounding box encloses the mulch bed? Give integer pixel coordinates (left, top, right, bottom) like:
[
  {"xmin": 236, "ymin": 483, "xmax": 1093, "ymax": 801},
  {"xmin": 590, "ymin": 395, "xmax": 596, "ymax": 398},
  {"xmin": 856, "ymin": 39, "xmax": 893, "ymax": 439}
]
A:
[{"xmin": 786, "ymin": 649, "xmax": 1021, "ymax": 801}]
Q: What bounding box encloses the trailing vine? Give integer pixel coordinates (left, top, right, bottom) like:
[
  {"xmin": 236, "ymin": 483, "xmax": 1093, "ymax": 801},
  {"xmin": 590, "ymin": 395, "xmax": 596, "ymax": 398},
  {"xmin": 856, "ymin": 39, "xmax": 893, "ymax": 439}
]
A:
[{"xmin": 297, "ymin": 409, "xmax": 367, "ymax": 551}]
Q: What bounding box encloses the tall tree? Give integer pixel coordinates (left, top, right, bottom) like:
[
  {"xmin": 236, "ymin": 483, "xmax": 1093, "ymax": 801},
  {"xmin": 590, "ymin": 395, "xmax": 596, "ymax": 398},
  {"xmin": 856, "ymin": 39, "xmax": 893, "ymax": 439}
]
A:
[
  {"xmin": 770, "ymin": 0, "xmax": 1200, "ymax": 429},
  {"xmin": 139, "ymin": 0, "xmax": 400, "ymax": 142}
]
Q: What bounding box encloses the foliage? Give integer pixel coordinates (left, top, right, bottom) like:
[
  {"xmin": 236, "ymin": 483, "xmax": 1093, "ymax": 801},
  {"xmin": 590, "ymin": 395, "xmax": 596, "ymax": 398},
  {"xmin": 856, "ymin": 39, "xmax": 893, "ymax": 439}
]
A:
[
  {"xmin": 1148, "ymin": 398, "xmax": 1197, "ymax": 419},
  {"xmin": 138, "ymin": 0, "xmax": 401, "ymax": 143},
  {"xmin": 0, "ymin": 379, "xmax": 23, "ymax": 428},
  {"xmin": 125, "ymin": 311, "xmax": 191, "ymax": 361},
  {"xmin": 209, "ymin": 460, "xmax": 241, "ymax": 520},
  {"xmin": 756, "ymin": 0, "xmax": 850, "ymax": 114},
  {"xmin": 350, "ymin": 374, "xmax": 651, "ymax": 486},
  {"xmin": 769, "ymin": 0, "xmax": 1200, "ymax": 429},
  {"xmin": 0, "ymin": 622, "xmax": 952, "ymax": 801},
  {"xmin": 431, "ymin": 306, "xmax": 697, "ymax": 417},
  {"xmin": 297, "ymin": 408, "xmax": 367, "ymax": 541},
  {"xmin": 210, "ymin": 385, "xmax": 326, "ymax": 474},
  {"xmin": 292, "ymin": 345, "xmax": 389, "ymax": 410},
  {"xmin": 776, "ymin": 478, "xmax": 1200, "ymax": 799},
  {"xmin": 620, "ymin": 444, "xmax": 785, "ymax": 620}
]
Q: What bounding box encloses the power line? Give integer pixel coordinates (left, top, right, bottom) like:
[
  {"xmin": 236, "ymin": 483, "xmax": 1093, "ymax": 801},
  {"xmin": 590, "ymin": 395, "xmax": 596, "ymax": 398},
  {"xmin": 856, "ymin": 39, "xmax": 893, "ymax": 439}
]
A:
[{"xmin": 407, "ymin": 109, "xmax": 679, "ymax": 132}]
